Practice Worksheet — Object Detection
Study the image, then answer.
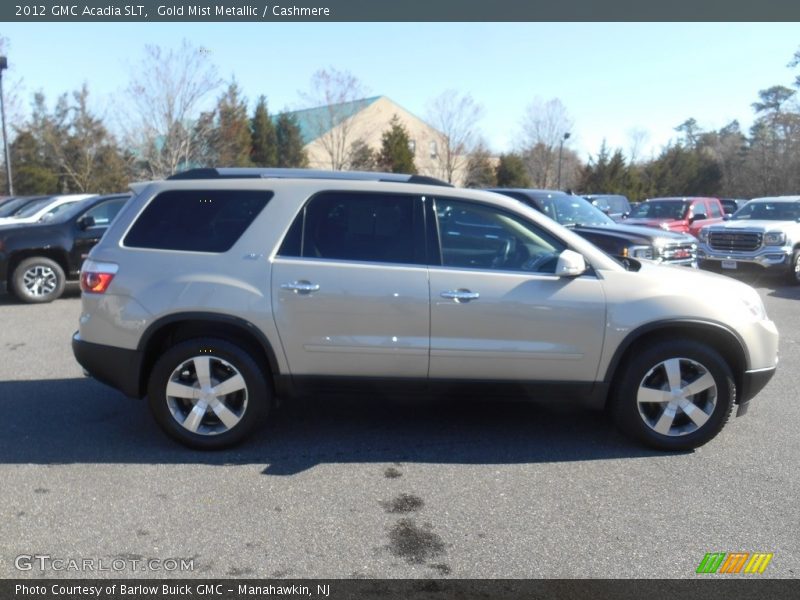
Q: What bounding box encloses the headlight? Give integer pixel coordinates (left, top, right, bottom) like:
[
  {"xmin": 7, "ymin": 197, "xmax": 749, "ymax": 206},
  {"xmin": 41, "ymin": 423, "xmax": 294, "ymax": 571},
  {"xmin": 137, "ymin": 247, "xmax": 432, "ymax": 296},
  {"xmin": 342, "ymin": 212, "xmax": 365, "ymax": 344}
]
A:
[
  {"xmin": 764, "ymin": 232, "xmax": 786, "ymax": 246},
  {"xmin": 630, "ymin": 246, "xmax": 654, "ymax": 259},
  {"xmin": 698, "ymin": 229, "xmax": 709, "ymax": 243}
]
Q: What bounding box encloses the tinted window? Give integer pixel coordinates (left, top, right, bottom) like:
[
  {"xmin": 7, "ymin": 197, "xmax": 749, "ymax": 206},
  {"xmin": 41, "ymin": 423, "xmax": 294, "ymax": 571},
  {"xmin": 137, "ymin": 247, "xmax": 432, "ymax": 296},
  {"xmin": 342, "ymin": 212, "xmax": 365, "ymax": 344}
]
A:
[
  {"xmin": 707, "ymin": 201, "xmax": 722, "ymax": 218},
  {"xmin": 281, "ymin": 192, "xmax": 424, "ymax": 265},
  {"xmin": 435, "ymin": 199, "xmax": 566, "ymax": 273},
  {"xmin": 125, "ymin": 190, "xmax": 271, "ymax": 252}
]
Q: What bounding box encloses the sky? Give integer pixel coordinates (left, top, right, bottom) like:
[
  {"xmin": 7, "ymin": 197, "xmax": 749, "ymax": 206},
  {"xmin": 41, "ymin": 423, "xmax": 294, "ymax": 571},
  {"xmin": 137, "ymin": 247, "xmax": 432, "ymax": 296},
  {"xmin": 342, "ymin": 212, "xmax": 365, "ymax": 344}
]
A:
[{"xmin": 1, "ymin": 22, "xmax": 799, "ymax": 161}]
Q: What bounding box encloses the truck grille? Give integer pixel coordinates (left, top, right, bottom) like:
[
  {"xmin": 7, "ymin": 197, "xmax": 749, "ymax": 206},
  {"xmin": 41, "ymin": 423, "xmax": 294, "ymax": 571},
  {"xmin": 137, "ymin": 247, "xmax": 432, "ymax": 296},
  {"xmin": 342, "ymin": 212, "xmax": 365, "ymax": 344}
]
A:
[
  {"xmin": 708, "ymin": 231, "xmax": 762, "ymax": 252},
  {"xmin": 660, "ymin": 242, "xmax": 696, "ymax": 263}
]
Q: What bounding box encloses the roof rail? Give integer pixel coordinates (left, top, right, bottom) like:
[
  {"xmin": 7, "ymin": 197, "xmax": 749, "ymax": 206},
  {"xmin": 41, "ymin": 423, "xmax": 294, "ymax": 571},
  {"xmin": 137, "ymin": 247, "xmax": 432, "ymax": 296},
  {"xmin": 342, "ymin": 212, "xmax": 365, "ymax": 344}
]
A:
[{"xmin": 167, "ymin": 167, "xmax": 453, "ymax": 187}]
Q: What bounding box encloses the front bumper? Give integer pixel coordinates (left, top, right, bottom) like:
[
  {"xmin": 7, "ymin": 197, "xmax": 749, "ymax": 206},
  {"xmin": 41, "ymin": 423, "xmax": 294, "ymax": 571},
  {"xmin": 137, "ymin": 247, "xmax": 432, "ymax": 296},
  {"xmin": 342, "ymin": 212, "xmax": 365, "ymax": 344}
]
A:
[
  {"xmin": 698, "ymin": 246, "xmax": 791, "ymax": 270},
  {"xmin": 72, "ymin": 331, "xmax": 144, "ymax": 398}
]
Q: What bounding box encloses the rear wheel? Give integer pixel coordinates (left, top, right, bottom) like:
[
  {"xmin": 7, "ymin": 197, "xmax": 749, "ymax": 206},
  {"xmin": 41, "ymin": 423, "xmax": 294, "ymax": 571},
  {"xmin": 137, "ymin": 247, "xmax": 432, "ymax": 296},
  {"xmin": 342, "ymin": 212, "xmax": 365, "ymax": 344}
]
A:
[
  {"xmin": 611, "ymin": 340, "xmax": 735, "ymax": 451},
  {"xmin": 11, "ymin": 257, "xmax": 66, "ymax": 303},
  {"xmin": 147, "ymin": 338, "xmax": 270, "ymax": 449}
]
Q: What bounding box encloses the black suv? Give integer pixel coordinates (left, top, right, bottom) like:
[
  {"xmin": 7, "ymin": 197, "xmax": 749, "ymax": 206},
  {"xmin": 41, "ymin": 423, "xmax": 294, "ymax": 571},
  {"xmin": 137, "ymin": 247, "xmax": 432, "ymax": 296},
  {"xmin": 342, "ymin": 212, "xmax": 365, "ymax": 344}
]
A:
[
  {"xmin": 488, "ymin": 189, "xmax": 697, "ymax": 267},
  {"xmin": 0, "ymin": 193, "xmax": 130, "ymax": 303}
]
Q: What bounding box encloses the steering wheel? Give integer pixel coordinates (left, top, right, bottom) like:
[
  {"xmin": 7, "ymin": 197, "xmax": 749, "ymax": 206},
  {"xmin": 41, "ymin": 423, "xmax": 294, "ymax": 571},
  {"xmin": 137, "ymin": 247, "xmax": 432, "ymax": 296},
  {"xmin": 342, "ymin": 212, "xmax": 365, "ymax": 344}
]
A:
[
  {"xmin": 491, "ymin": 238, "xmax": 514, "ymax": 268},
  {"xmin": 522, "ymin": 251, "xmax": 559, "ymax": 273}
]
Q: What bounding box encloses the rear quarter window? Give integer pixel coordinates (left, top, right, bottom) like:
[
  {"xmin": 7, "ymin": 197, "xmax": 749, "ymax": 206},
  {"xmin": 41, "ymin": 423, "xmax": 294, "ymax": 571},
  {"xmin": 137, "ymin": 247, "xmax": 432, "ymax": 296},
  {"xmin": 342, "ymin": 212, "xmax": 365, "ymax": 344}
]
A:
[{"xmin": 124, "ymin": 189, "xmax": 272, "ymax": 252}]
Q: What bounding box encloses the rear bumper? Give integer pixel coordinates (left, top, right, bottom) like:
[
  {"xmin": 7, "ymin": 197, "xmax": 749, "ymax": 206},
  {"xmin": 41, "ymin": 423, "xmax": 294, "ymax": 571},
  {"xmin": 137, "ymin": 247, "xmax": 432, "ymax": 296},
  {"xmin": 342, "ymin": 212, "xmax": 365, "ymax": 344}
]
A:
[{"xmin": 72, "ymin": 331, "xmax": 144, "ymax": 398}]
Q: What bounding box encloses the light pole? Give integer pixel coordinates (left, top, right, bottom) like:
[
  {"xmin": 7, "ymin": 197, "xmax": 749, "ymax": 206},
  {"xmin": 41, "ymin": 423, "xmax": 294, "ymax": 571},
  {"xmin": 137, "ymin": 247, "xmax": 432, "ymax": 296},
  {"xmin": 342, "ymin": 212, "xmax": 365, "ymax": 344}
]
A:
[
  {"xmin": 0, "ymin": 56, "xmax": 12, "ymax": 196},
  {"xmin": 557, "ymin": 131, "xmax": 570, "ymax": 190}
]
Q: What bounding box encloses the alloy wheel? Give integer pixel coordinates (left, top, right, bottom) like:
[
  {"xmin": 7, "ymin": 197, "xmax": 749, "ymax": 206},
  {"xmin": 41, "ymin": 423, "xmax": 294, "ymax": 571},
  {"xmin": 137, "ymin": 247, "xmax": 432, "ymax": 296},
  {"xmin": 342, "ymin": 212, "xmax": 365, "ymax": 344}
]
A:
[
  {"xmin": 165, "ymin": 355, "xmax": 249, "ymax": 436},
  {"xmin": 636, "ymin": 357, "xmax": 717, "ymax": 437}
]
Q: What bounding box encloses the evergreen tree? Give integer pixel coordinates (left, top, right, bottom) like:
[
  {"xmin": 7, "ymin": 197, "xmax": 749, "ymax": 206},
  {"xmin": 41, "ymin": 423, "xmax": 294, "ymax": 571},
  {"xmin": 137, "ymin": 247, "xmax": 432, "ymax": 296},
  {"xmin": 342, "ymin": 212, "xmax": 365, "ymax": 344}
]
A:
[
  {"xmin": 10, "ymin": 130, "xmax": 59, "ymax": 194},
  {"xmin": 212, "ymin": 81, "xmax": 252, "ymax": 167},
  {"xmin": 348, "ymin": 139, "xmax": 376, "ymax": 171},
  {"xmin": 377, "ymin": 115, "xmax": 417, "ymax": 174},
  {"xmin": 275, "ymin": 113, "xmax": 308, "ymax": 168},
  {"xmin": 495, "ymin": 153, "xmax": 531, "ymax": 187},
  {"xmin": 250, "ymin": 95, "xmax": 278, "ymax": 167}
]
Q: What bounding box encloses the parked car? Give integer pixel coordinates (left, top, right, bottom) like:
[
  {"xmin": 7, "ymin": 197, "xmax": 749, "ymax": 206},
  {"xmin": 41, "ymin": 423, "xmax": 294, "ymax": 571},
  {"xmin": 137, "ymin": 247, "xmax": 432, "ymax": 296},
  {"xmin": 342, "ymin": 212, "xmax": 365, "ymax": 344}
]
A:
[
  {"xmin": 73, "ymin": 168, "xmax": 777, "ymax": 452},
  {"xmin": 0, "ymin": 194, "xmax": 130, "ymax": 303},
  {"xmin": 698, "ymin": 196, "xmax": 800, "ymax": 284},
  {"xmin": 720, "ymin": 198, "xmax": 749, "ymax": 216},
  {"xmin": 488, "ymin": 189, "xmax": 697, "ymax": 267},
  {"xmin": 0, "ymin": 195, "xmax": 51, "ymax": 219},
  {"xmin": 0, "ymin": 194, "xmax": 96, "ymax": 227},
  {"xmin": 625, "ymin": 197, "xmax": 726, "ymax": 237},
  {"xmin": 583, "ymin": 194, "xmax": 632, "ymax": 221}
]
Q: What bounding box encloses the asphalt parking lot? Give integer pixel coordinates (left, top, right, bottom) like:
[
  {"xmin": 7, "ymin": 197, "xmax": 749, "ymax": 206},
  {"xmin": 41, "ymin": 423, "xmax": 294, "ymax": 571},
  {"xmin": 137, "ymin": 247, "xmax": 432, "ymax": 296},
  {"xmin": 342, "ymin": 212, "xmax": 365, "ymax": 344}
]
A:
[{"xmin": 1, "ymin": 276, "xmax": 798, "ymax": 580}]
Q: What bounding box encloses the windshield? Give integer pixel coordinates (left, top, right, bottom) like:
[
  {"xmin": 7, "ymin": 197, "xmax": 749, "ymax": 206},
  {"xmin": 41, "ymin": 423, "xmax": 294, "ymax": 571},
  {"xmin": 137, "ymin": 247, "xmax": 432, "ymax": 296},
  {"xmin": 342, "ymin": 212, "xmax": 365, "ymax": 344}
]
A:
[
  {"xmin": 541, "ymin": 194, "xmax": 615, "ymax": 227},
  {"xmin": 12, "ymin": 197, "xmax": 57, "ymax": 218},
  {"xmin": 0, "ymin": 197, "xmax": 42, "ymax": 218},
  {"xmin": 630, "ymin": 199, "xmax": 688, "ymax": 220},
  {"xmin": 732, "ymin": 201, "xmax": 800, "ymax": 221}
]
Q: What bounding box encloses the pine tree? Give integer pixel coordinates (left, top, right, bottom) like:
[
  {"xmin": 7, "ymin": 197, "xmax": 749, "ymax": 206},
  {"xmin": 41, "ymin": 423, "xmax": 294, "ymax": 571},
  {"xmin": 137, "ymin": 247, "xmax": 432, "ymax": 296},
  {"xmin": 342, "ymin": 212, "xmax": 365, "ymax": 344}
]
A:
[
  {"xmin": 250, "ymin": 95, "xmax": 278, "ymax": 167},
  {"xmin": 495, "ymin": 153, "xmax": 531, "ymax": 187},
  {"xmin": 275, "ymin": 113, "xmax": 308, "ymax": 168},
  {"xmin": 377, "ymin": 115, "xmax": 417, "ymax": 174},
  {"xmin": 212, "ymin": 81, "xmax": 252, "ymax": 167},
  {"xmin": 348, "ymin": 139, "xmax": 376, "ymax": 171}
]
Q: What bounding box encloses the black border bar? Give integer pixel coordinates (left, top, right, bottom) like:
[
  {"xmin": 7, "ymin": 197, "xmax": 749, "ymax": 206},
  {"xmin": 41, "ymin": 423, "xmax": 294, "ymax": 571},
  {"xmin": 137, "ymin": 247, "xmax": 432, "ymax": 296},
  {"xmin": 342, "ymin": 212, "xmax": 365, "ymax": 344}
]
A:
[
  {"xmin": 4, "ymin": 1, "xmax": 800, "ymax": 22},
  {"xmin": 4, "ymin": 579, "xmax": 800, "ymax": 600}
]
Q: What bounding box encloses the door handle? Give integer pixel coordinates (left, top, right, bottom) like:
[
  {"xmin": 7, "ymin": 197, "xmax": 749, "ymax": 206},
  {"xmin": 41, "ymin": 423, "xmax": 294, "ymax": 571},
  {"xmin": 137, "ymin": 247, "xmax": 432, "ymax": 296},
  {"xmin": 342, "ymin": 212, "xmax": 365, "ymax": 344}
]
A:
[
  {"xmin": 281, "ymin": 280, "xmax": 320, "ymax": 294},
  {"xmin": 440, "ymin": 289, "xmax": 480, "ymax": 303}
]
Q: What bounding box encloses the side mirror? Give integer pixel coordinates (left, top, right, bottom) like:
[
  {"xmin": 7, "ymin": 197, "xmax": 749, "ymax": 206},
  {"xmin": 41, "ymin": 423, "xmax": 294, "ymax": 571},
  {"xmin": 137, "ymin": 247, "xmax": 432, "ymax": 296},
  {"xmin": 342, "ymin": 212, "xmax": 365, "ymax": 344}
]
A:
[
  {"xmin": 690, "ymin": 213, "xmax": 707, "ymax": 223},
  {"xmin": 77, "ymin": 215, "xmax": 96, "ymax": 230},
  {"xmin": 556, "ymin": 249, "xmax": 587, "ymax": 277}
]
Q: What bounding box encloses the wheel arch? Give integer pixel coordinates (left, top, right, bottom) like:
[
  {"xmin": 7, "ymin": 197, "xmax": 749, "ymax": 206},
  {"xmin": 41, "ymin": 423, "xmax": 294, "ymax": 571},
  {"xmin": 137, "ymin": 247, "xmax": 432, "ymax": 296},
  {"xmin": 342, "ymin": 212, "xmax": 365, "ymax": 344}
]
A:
[
  {"xmin": 602, "ymin": 320, "xmax": 748, "ymax": 405},
  {"xmin": 137, "ymin": 313, "xmax": 285, "ymax": 399},
  {"xmin": 8, "ymin": 249, "xmax": 70, "ymax": 285}
]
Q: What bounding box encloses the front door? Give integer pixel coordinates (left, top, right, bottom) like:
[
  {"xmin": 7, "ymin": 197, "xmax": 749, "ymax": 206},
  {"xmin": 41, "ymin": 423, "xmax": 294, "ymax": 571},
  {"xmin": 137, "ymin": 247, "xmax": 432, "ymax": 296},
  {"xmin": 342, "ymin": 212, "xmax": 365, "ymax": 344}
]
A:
[{"xmin": 428, "ymin": 198, "xmax": 606, "ymax": 383}]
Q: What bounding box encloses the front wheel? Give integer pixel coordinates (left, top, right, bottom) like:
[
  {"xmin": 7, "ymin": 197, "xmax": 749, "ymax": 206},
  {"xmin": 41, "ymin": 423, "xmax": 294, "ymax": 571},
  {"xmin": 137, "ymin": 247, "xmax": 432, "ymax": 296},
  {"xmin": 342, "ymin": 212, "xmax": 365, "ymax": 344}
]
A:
[
  {"xmin": 611, "ymin": 340, "xmax": 735, "ymax": 451},
  {"xmin": 787, "ymin": 250, "xmax": 800, "ymax": 285},
  {"xmin": 147, "ymin": 338, "xmax": 271, "ymax": 449}
]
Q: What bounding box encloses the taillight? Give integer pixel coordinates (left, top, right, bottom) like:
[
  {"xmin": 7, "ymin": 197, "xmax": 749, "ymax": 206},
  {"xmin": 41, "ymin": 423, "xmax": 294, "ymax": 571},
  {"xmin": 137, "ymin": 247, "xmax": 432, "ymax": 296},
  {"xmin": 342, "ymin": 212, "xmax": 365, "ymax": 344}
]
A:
[{"xmin": 80, "ymin": 260, "xmax": 118, "ymax": 294}]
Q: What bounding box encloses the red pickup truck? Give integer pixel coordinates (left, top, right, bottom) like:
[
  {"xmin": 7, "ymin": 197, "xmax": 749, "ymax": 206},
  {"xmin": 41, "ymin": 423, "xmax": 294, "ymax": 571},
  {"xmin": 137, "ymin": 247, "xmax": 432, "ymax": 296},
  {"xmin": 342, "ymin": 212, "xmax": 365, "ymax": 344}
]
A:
[{"xmin": 626, "ymin": 197, "xmax": 726, "ymax": 237}]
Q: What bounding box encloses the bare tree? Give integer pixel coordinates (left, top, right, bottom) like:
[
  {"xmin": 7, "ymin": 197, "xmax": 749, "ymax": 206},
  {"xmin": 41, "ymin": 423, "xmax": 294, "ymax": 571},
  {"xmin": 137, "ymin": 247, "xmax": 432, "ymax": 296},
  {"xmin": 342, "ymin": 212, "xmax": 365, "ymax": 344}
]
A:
[
  {"xmin": 425, "ymin": 90, "xmax": 484, "ymax": 184},
  {"xmin": 627, "ymin": 127, "xmax": 650, "ymax": 164},
  {"xmin": 300, "ymin": 68, "xmax": 368, "ymax": 170},
  {"xmin": 518, "ymin": 98, "xmax": 573, "ymax": 188},
  {"xmin": 123, "ymin": 40, "xmax": 221, "ymax": 178}
]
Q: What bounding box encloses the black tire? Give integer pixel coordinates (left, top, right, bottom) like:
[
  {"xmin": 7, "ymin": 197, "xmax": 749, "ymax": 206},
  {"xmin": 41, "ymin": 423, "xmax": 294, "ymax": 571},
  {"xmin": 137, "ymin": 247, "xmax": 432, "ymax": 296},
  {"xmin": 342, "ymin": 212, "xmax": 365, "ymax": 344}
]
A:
[
  {"xmin": 787, "ymin": 250, "xmax": 800, "ymax": 285},
  {"xmin": 147, "ymin": 338, "xmax": 271, "ymax": 450},
  {"xmin": 611, "ymin": 340, "xmax": 735, "ymax": 451},
  {"xmin": 11, "ymin": 256, "xmax": 66, "ymax": 303}
]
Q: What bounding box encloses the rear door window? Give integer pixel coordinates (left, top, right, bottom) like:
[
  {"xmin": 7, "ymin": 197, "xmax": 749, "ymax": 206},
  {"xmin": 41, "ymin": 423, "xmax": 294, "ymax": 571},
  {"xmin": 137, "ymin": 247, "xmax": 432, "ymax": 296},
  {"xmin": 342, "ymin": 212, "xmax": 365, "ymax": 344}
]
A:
[{"xmin": 278, "ymin": 191, "xmax": 426, "ymax": 265}]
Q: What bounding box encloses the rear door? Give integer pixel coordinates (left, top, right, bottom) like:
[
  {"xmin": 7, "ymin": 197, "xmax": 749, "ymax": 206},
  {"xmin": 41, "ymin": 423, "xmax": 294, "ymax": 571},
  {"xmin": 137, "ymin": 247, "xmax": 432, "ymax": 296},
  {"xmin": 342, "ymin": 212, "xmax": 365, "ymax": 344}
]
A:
[{"xmin": 271, "ymin": 191, "xmax": 430, "ymax": 378}]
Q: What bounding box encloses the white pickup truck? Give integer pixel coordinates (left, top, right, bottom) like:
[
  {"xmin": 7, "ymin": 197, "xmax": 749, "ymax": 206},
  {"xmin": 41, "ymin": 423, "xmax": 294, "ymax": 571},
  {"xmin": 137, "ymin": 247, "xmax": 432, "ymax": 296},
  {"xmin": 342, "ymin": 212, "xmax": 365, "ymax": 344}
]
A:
[{"xmin": 698, "ymin": 196, "xmax": 800, "ymax": 284}]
